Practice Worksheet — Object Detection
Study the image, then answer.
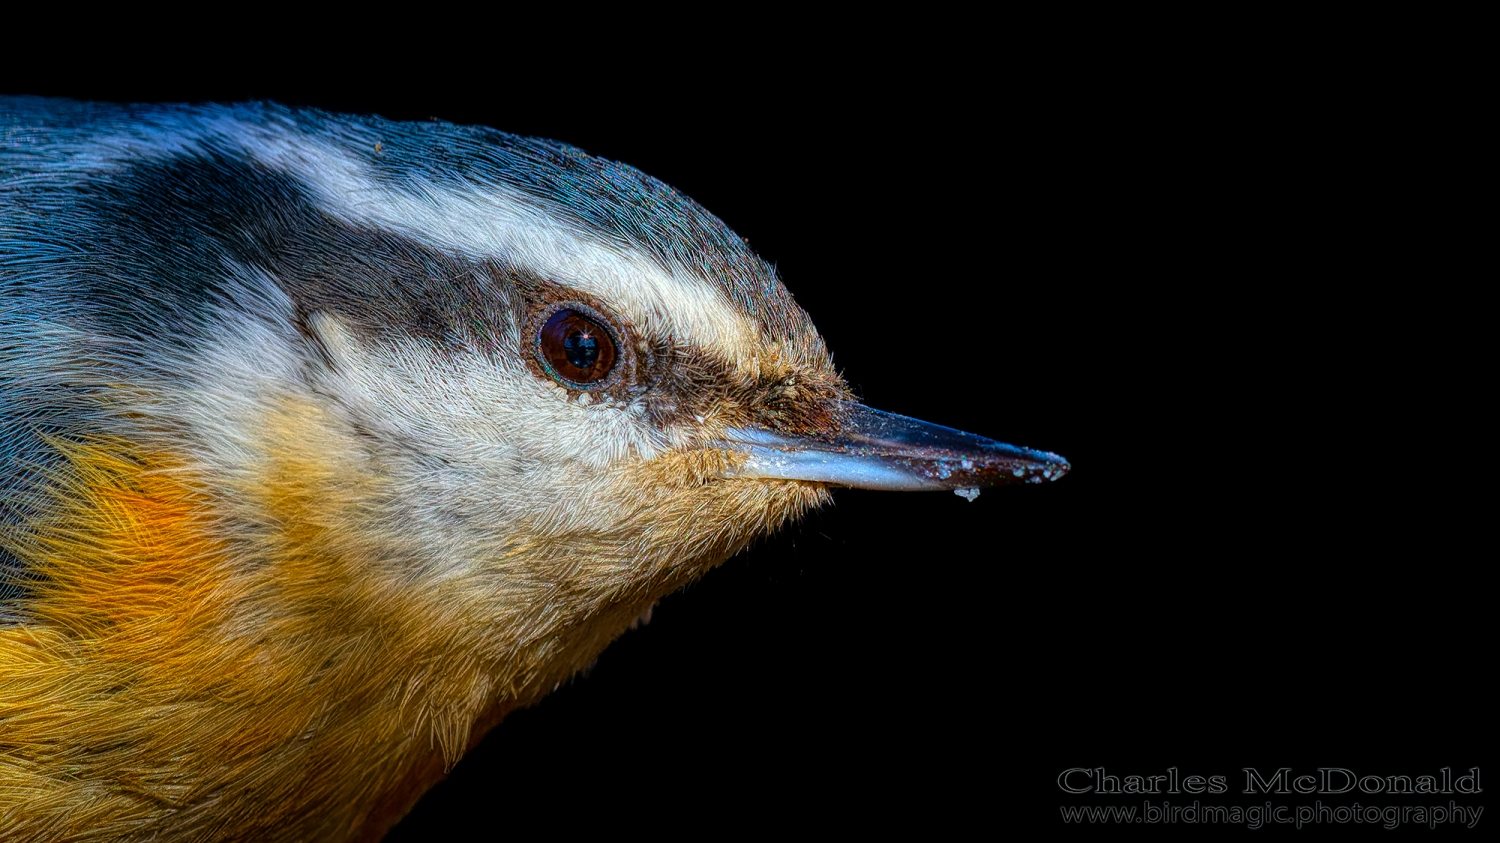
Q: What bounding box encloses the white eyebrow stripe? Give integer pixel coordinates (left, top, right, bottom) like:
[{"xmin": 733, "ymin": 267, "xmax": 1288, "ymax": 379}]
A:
[{"xmin": 237, "ymin": 130, "xmax": 761, "ymax": 360}]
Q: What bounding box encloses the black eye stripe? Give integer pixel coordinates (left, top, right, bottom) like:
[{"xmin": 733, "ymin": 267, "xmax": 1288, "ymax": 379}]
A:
[{"xmin": 537, "ymin": 308, "xmax": 617, "ymax": 389}]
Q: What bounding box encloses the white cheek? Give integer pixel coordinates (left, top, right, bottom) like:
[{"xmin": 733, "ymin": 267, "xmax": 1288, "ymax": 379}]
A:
[
  {"xmin": 163, "ymin": 308, "xmax": 674, "ymax": 561},
  {"xmin": 129, "ymin": 270, "xmax": 313, "ymax": 478},
  {"xmin": 329, "ymin": 349, "xmax": 672, "ymax": 539},
  {"xmin": 309, "ymin": 315, "xmax": 667, "ymax": 473}
]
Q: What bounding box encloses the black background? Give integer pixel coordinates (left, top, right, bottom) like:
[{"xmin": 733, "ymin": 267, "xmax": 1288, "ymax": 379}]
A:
[{"xmin": 10, "ymin": 34, "xmax": 1483, "ymax": 837}]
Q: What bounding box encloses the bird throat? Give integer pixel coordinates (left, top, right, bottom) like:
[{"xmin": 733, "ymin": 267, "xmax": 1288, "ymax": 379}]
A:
[{"xmin": 0, "ymin": 396, "xmax": 828, "ymax": 839}]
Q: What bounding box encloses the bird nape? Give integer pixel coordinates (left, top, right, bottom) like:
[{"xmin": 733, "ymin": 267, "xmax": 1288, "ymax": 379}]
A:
[{"xmin": 0, "ymin": 97, "xmax": 1068, "ymax": 842}]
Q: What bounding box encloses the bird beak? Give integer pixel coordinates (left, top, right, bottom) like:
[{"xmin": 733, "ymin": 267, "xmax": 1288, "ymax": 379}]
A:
[{"xmin": 719, "ymin": 402, "xmax": 1069, "ymax": 492}]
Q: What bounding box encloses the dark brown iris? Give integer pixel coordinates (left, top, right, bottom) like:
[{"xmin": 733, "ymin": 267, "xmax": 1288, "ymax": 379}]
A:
[{"xmin": 538, "ymin": 308, "xmax": 616, "ymax": 387}]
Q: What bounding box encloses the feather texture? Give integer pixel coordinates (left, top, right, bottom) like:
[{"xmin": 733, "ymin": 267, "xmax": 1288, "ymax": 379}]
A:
[{"xmin": 1, "ymin": 97, "xmax": 843, "ymax": 841}]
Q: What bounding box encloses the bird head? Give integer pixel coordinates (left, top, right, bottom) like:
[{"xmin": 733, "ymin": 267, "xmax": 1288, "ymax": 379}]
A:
[
  {"xmin": 0, "ymin": 98, "xmax": 1067, "ymax": 839},
  {"xmin": 236, "ymin": 106, "xmax": 1069, "ymax": 694}
]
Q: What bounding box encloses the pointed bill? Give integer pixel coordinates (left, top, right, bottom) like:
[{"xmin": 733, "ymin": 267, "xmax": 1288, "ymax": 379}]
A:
[{"xmin": 719, "ymin": 402, "xmax": 1069, "ymax": 491}]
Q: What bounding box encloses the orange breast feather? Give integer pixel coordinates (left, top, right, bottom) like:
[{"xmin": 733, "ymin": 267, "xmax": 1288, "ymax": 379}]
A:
[{"xmin": 0, "ymin": 425, "xmax": 490, "ymax": 841}]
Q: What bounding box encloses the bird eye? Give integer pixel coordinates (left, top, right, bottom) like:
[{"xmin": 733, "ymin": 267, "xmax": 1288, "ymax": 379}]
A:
[{"xmin": 537, "ymin": 308, "xmax": 617, "ymax": 388}]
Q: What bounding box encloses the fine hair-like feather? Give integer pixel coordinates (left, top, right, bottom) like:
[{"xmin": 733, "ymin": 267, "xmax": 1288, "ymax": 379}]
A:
[{"xmin": 2, "ymin": 97, "xmax": 847, "ymax": 841}]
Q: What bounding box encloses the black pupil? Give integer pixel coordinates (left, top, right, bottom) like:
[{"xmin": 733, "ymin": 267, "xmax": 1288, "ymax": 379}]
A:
[
  {"xmin": 539, "ymin": 308, "xmax": 616, "ymax": 387},
  {"xmin": 563, "ymin": 330, "xmax": 599, "ymax": 370}
]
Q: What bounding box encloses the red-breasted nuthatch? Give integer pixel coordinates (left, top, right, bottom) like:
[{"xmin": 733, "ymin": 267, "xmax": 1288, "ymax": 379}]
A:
[{"xmin": 0, "ymin": 97, "xmax": 1068, "ymax": 841}]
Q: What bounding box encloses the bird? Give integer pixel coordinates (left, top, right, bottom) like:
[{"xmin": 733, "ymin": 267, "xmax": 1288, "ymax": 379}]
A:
[{"xmin": 0, "ymin": 97, "xmax": 1068, "ymax": 842}]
